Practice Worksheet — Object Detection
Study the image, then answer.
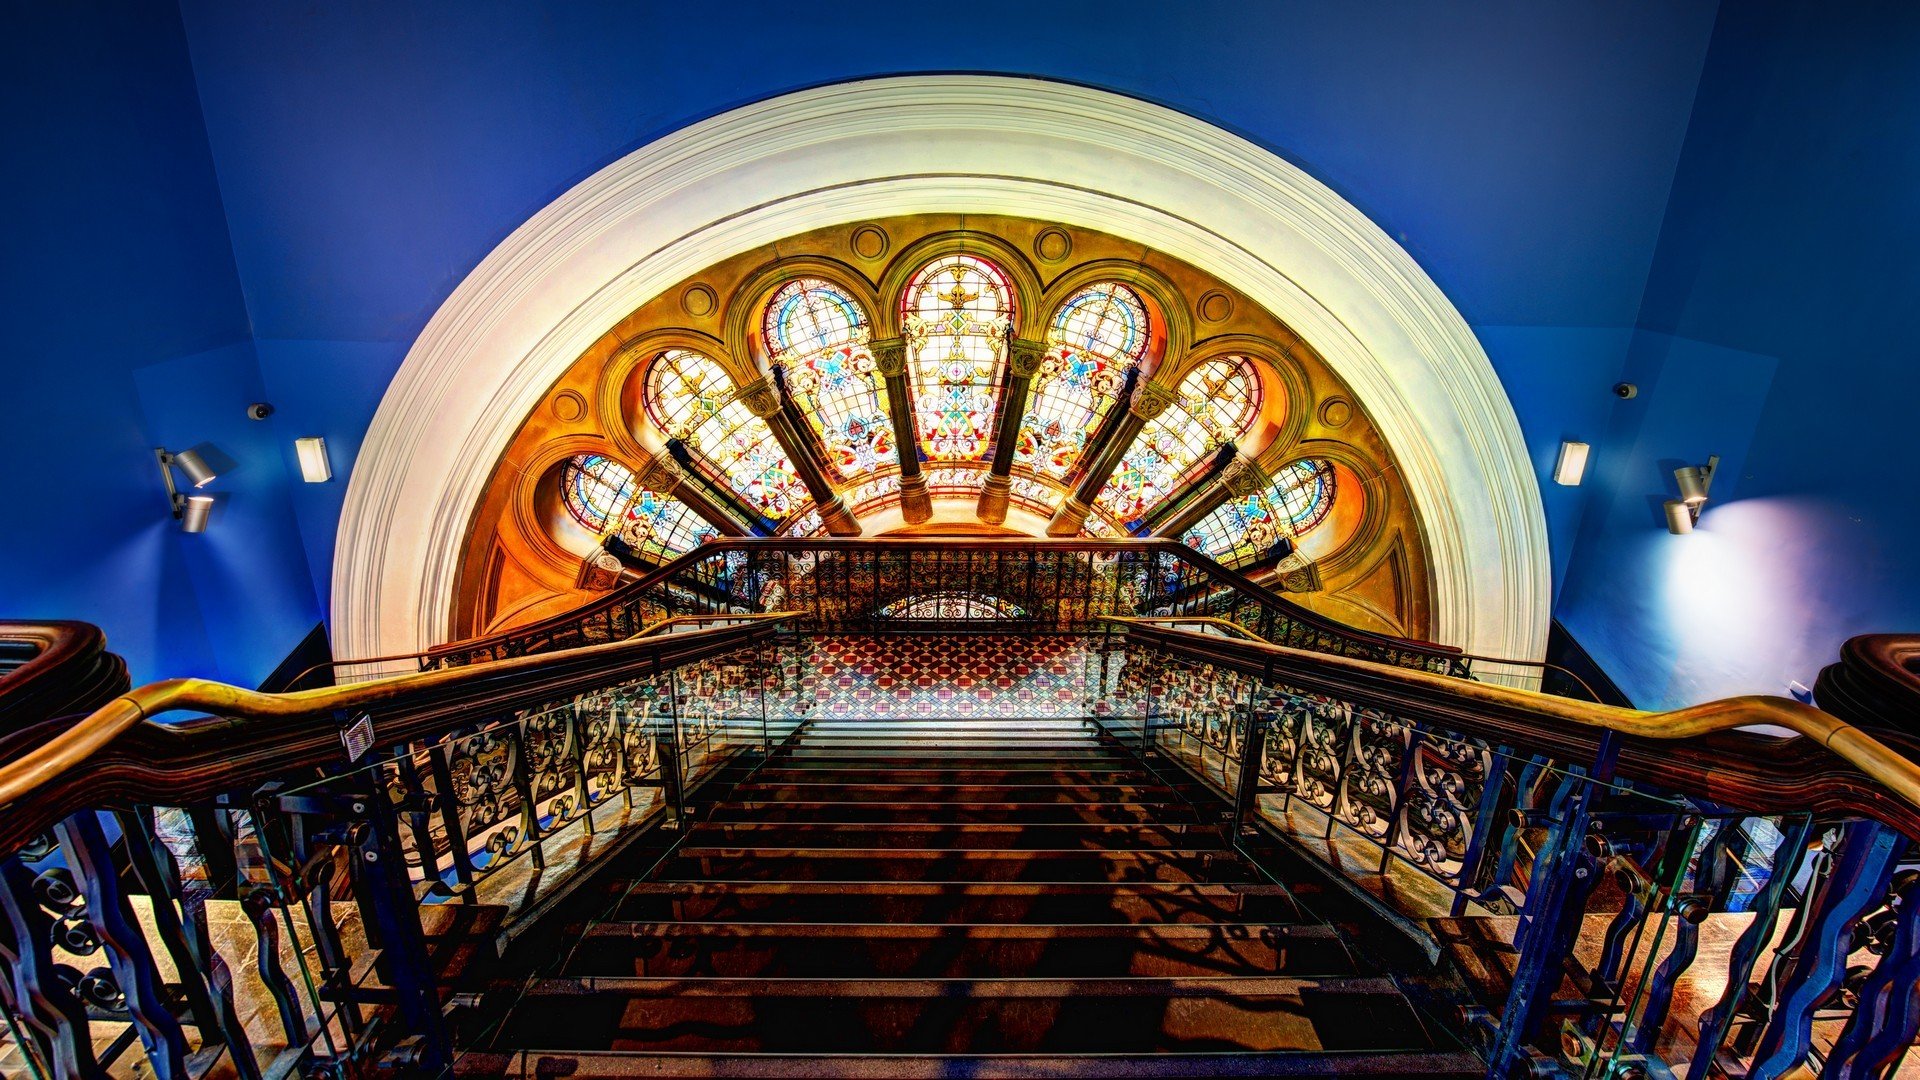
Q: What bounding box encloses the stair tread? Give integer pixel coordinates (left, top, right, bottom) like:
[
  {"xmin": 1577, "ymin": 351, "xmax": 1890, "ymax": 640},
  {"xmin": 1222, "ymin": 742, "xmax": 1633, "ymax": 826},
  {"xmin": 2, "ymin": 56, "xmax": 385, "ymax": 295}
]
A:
[
  {"xmin": 456, "ymin": 1049, "xmax": 1485, "ymax": 1079},
  {"xmin": 523, "ymin": 974, "xmax": 1402, "ymax": 995},
  {"xmin": 467, "ymin": 708, "xmax": 1443, "ymax": 1065}
]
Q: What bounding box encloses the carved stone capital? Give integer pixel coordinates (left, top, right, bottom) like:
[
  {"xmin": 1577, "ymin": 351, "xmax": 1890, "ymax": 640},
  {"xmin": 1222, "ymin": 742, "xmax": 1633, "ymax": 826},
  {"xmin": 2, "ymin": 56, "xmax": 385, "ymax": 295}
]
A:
[
  {"xmin": 897, "ymin": 472, "xmax": 933, "ymax": 523},
  {"xmin": 1007, "ymin": 338, "xmax": 1048, "ymax": 378},
  {"xmin": 736, "ymin": 376, "xmax": 782, "ymax": 418},
  {"xmin": 577, "ymin": 548, "xmax": 625, "ymax": 592},
  {"xmin": 1277, "ymin": 553, "xmax": 1320, "ymax": 593},
  {"xmin": 871, "ymin": 337, "xmax": 909, "ymax": 379},
  {"xmin": 1129, "ymin": 381, "xmax": 1178, "ymax": 421},
  {"xmin": 639, "ymin": 457, "xmax": 684, "ymax": 492},
  {"xmin": 1223, "ymin": 456, "xmax": 1266, "ymax": 498},
  {"xmin": 976, "ymin": 473, "xmax": 1013, "ymax": 524}
]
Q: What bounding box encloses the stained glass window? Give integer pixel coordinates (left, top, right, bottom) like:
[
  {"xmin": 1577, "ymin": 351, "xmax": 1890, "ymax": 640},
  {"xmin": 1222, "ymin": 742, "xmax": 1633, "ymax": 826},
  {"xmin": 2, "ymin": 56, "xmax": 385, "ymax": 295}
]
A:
[
  {"xmin": 644, "ymin": 348, "xmax": 809, "ymax": 521},
  {"xmin": 1183, "ymin": 493, "xmax": 1282, "ymax": 568},
  {"xmin": 559, "ymin": 454, "xmax": 638, "ymax": 532},
  {"xmin": 1018, "ymin": 283, "xmax": 1149, "ymax": 479},
  {"xmin": 1181, "ymin": 458, "xmax": 1337, "ymax": 568},
  {"xmin": 878, "ymin": 592, "xmax": 1027, "ymax": 620},
  {"xmin": 614, "ymin": 488, "xmax": 719, "ymax": 563},
  {"xmin": 764, "ymin": 279, "xmax": 895, "ymax": 480},
  {"xmin": 902, "ymin": 255, "xmax": 1014, "ymax": 462},
  {"xmin": 1093, "ymin": 356, "xmax": 1262, "ymax": 523},
  {"xmin": 1270, "ymin": 458, "xmax": 1337, "ymax": 533}
]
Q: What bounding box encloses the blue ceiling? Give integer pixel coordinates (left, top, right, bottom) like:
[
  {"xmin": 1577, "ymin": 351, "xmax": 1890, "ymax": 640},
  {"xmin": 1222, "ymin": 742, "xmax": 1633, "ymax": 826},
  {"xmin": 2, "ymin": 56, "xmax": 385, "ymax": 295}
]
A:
[{"xmin": 4, "ymin": 0, "xmax": 1913, "ymax": 712}]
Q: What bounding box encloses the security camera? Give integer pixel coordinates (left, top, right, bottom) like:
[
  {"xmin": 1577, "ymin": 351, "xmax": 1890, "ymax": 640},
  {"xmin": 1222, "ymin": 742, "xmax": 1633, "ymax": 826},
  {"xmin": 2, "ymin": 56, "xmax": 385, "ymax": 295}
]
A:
[
  {"xmin": 1612, "ymin": 382, "xmax": 1638, "ymax": 400},
  {"xmin": 246, "ymin": 402, "xmax": 274, "ymax": 421}
]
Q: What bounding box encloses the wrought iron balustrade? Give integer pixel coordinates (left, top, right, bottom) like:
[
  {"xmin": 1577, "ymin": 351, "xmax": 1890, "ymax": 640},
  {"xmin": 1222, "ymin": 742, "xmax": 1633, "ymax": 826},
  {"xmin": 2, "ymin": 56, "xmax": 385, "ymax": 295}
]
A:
[
  {"xmin": 0, "ymin": 615, "xmax": 794, "ymax": 1079},
  {"xmin": 418, "ymin": 538, "xmax": 1468, "ymax": 676},
  {"xmin": 1096, "ymin": 618, "xmax": 1920, "ymax": 1080}
]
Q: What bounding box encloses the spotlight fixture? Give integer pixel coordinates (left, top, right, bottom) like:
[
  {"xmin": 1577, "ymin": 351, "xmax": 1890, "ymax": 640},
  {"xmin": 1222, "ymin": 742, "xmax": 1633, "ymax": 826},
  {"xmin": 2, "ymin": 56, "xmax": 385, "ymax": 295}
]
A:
[
  {"xmin": 170, "ymin": 448, "xmax": 218, "ymax": 488},
  {"xmin": 178, "ymin": 495, "xmax": 214, "ymax": 533},
  {"xmin": 156, "ymin": 447, "xmax": 220, "ymax": 532},
  {"xmin": 1663, "ymin": 454, "xmax": 1719, "ymax": 535},
  {"xmin": 294, "ymin": 436, "xmax": 332, "ymax": 483},
  {"xmin": 1553, "ymin": 440, "xmax": 1590, "ymax": 486}
]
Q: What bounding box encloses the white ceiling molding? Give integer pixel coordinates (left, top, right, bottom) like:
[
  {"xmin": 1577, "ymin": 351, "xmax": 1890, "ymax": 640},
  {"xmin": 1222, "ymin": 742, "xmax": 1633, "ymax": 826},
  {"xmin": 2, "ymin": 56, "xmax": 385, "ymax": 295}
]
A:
[{"xmin": 333, "ymin": 75, "xmax": 1550, "ymax": 667}]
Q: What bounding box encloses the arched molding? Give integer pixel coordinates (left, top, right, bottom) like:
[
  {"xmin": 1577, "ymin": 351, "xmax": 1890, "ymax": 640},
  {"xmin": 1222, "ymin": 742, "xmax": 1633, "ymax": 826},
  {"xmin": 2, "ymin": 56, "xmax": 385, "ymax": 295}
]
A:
[
  {"xmin": 335, "ymin": 76, "xmax": 1549, "ymax": 665},
  {"xmin": 873, "ymin": 230, "xmax": 1045, "ymax": 339},
  {"xmin": 720, "ymin": 255, "xmax": 883, "ymax": 373},
  {"xmin": 1267, "ymin": 440, "xmax": 1390, "ymax": 576},
  {"xmin": 1036, "ymin": 260, "xmax": 1191, "ymax": 376},
  {"xmin": 598, "ymin": 326, "xmax": 733, "ymax": 456}
]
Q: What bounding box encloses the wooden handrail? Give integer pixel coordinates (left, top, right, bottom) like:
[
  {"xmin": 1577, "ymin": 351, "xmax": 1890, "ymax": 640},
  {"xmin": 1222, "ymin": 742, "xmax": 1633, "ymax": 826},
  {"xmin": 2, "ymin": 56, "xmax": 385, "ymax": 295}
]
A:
[
  {"xmin": 0, "ymin": 614, "xmax": 794, "ymax": 851},
  {"xmin": 1816, "ymin": 633, "xmax": 1920, "ymax": 738},
  {"xmin": 0, "ymin": 620, "xmax": 130, "ymax": 732},
  {"xmin": 337, "ymin": 537, "xmax": 1466, "ymax": 675},
  {"xmin": 1109, "ymin": 617, "xmax": 1920, "ymax": 837}
]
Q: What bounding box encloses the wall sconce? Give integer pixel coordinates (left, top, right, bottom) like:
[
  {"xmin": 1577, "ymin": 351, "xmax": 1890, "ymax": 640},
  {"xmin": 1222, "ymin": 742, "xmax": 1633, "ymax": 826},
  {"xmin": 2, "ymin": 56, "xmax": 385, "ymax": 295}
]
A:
[
  {"xmin": 1553, "ymin": 440, "xmax": 1590, "ymax": 486},
  {"xmin": 1664, "ymin": 454, "xmax": 1719, "ymax": 535},
  {"xmin": 155, "ymin": 447, "xmax": 220, "ymax": 532},
  {"xmin": 294, "ymin": 436, "xmax": 332, "ymax": 483}
]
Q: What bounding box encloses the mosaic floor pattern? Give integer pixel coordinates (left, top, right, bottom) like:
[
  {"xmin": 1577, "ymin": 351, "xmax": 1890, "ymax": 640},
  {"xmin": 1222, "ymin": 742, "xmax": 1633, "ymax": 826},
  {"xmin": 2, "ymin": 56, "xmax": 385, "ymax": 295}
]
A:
[{"xmin": 796, "ymin": 634, "xmax": 1099, "ymax": 719}]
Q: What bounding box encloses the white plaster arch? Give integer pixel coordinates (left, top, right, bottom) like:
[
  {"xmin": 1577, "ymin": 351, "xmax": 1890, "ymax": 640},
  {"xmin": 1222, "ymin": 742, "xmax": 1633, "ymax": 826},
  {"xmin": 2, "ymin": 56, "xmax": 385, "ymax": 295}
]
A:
[{"xmin": 334, "ymin": 75, "xmax": 1550, "ymax": 666}]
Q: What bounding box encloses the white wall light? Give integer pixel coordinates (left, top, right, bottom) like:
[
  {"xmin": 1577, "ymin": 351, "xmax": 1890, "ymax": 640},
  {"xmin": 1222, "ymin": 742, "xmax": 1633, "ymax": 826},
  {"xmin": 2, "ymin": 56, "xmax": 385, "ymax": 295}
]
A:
[
  {"xmin": 1553, "ymin": 441, "xmax": 1590, "ymax": 486},
  {"xmin": 294, "ymin": 437, "xmax": 332, "ymax": 483}
]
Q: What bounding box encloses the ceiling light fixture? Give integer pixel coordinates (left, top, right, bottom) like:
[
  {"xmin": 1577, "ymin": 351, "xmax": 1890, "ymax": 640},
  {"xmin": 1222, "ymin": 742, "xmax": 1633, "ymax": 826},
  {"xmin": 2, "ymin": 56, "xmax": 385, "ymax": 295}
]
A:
[
  {"xmin": 294, "ymin": 436, "xmax": 332, "ymax": 483},
  {"xmin": 1553, "ymin": 440, "xmax": 1590, "ymax": 486},
  {"xmin": 156, "ymin": 447, "xmax": 221, "ymax": 532},
  {"xmin": 1664, "ymin": 454, "xmax": 1719, "ymax": 535}
]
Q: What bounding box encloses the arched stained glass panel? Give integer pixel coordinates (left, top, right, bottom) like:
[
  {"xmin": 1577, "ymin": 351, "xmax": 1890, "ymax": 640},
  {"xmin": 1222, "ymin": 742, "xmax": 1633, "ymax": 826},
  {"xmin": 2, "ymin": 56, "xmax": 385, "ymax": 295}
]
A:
[
  {"xmin": 614, "ymin": 488, "xmax": 719, "ymax": 563},
  {"xmin": 764, "ymin": 279, "xmax": 895, "ymax": 480},
  {"xmin": 1183, "ymin": 494, "xmax": 1284, "ymax": 568},
  {"xmin": 1017, "ymin": 283, "xmax": 1148, "ymax": 479},
  {"xmin": 1093, "ymin": 356, "xmax": 1261, "ymax": 523},
  {"xmin": 1181, "ymin": 458, "xmax": 1337, "ymax": 568},
  {"xmin": 903, "ymin": 255, "xmax": 1013, "ymax": 462},
  {"xmin": 644, "ymin": 348, "xmax": 809, "ymax": 521},
  {"xmin": 1270, "ymin": 458, "xmax": 1337, "ymax": 533},
  {"xmin": 560, "ymin": 454, "xmax": 638, "ymax": 532}
]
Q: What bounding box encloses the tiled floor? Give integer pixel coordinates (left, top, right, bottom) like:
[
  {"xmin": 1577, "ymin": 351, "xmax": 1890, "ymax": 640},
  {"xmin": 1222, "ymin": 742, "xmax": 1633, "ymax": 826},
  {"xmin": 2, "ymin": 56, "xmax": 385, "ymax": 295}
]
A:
[{"xmin": 796, "ymin": 634, "xmax": 1100, "ymax": 719}]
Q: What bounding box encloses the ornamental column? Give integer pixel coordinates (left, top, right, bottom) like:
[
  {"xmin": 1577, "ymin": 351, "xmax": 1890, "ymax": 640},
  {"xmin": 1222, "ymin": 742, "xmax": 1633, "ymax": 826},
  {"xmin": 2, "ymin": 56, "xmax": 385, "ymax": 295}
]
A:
[
  {"xmin": 1045, "ymin": 379, "xmax": 1177, "ymax": 536},
  {"xmin": 637, "ymin": 456, "xmax": 750, "ymax": 538},
  {"xmin": 1152, "ymin": 450, "xmax": 1262, "ymax": 539},
  {"xmin": 664, "ymin": 441, "xmax": 776, "ymax": 535},
  {"xmin": 977, "ymin": 338, "xmax": 1048, "ymax": 524},
  {"xmin": 870, "ymin": 337, "xmax": 932, "ymax": 523},
  {"xmin": 738, "ymin": 375, "xmax": 862, "ymax": 536}
]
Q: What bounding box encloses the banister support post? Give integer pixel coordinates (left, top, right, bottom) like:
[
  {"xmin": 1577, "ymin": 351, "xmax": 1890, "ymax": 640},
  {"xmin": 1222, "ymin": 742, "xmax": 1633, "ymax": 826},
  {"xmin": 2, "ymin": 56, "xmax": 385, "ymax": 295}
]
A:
[
  {"xmin": 1749, "ymin": 820, "xmax": 1902, "ymax": 1080},
  {"xmin": 1487, "ymin": 731, "xmax": 1619, "ymax": 1078}
]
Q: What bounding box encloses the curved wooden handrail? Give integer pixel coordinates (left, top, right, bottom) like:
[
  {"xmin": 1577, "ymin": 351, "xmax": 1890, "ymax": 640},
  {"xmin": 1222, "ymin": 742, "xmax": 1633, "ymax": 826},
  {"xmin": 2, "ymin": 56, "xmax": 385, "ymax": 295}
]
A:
[
  {"xmin": 1110, "ymin": 617, "xmax": 1920, "ymax": 837},
  {"xmin": 400, "ymin": 537, "xmax": 1469, "ymax": 668},
  {"xmin": 0, "ymin": 620, "xmax": 130, "ymax": 732},
  {"xmin": 1816, "ymin": 633, "xmax": 1920, "ymax": 738},
  {"xmin": 0, "ymin": 614, "xmax": 794, "ymax": 851}
]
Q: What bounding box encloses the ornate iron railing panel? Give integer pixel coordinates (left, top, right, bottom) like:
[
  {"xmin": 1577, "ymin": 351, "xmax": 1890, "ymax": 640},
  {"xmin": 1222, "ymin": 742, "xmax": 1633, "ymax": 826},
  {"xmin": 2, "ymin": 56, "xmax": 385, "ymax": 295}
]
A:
[{"xmin": 1098, "ymin": 628, "xmax": 1920, "ymax": 1080}]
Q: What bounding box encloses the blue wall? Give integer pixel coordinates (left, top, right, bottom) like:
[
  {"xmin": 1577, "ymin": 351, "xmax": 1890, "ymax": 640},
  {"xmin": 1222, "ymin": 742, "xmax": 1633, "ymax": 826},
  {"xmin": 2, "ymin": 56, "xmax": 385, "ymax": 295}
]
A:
[
  {"xmin": 1555, "ymin": 0, "xmax": 1920, "ymax": 707},
  {"xmin": 166, "ymin": 0, "xmax": 1717, "ymax": 648},
  {"xmin": 8, "ymin": 1, "xmax": 1914, "ymax": 709},
  {"xmin": 0, "ymin": 0, "xmax": 321, "ymax": 687}
]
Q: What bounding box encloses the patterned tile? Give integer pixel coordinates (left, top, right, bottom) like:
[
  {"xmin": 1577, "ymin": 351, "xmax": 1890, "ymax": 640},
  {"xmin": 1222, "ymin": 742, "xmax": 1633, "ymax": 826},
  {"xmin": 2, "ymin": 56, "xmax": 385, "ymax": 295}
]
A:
[{"xmin": 795, "ymin": 634, "xmax": 1099, "ymax": 718}]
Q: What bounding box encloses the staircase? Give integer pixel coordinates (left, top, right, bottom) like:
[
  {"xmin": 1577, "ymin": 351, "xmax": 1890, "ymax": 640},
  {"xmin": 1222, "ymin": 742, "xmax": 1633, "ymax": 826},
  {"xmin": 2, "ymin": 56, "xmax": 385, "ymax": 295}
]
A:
[{"xmin": 459, "ymin": 715, "xmax": 1482, "ymax": 1076}]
